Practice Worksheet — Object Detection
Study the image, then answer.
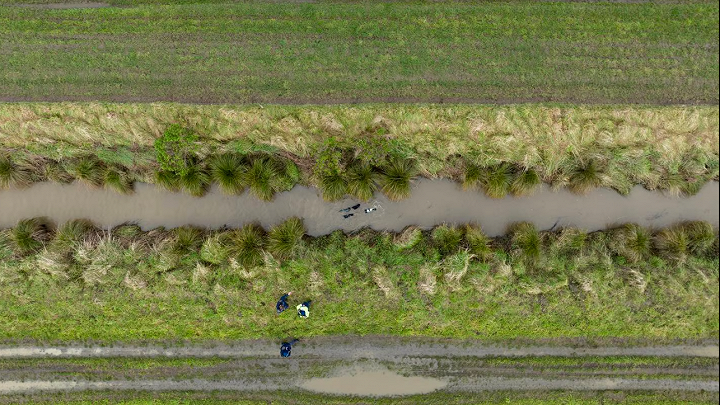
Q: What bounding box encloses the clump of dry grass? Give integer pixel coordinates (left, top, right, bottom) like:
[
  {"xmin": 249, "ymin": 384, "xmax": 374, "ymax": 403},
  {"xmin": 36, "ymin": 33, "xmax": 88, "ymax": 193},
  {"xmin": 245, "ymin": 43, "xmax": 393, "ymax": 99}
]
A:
[
  {"xmin": 418, "ymin": 264, "xmax": 438, "ymax": 296},
  {"xmin": 200, "ymin": 233, "xmax": 230, "ymax": 265},
  {"xmin": 372, "ymin": 265, "xmax": 398, "ymax": 299},
  {"xmin": 443, "ymin": 251, "xmax": 475, "ymax": 291},
  {"xmin": 609, "ymin": 223, "xmax": 652, "ymax": 263},
  {"xmin": 393, "ymin": 226, "xmax": 423, "ymax": 250}
]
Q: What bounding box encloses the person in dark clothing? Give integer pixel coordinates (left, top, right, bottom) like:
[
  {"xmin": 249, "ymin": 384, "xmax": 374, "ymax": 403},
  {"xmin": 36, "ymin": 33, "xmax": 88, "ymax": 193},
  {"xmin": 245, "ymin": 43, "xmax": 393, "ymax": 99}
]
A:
[
  {"xmin": 276, "ymin": 291, "xmax": 293, "ymax": 314},
  {"xmin": 280, "ymin": 339, "xmax": 299, "ymax": 357}
]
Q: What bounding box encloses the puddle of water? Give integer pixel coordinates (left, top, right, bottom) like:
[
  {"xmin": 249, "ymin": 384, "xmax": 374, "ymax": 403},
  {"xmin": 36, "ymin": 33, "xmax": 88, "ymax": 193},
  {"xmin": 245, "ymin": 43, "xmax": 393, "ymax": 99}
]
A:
[
  {"xmin": 0, "ymin": 179, "xmax": 717, "ymax": 236},
  {"xmin": 299, "ymin": 364, "xmax": 447, "ymax": 396}
]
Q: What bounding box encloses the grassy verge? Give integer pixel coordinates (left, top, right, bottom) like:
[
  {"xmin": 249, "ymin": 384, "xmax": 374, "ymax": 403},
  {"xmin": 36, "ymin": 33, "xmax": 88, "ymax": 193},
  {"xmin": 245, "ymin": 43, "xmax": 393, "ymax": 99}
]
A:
[
  {"xmin": 1, "ymin": 103, "xmax": 718, "ymax": 199},
  {"xmin": 0, "ymin": 0, "xmax": 717, "ymax": 104},
  {"xmin": 0, "ymin": 218, "xmax": 717, "ymax": 341},
  {"xmin": 1, "ymin": 389, "xmax": 717, "ymax": 405}
]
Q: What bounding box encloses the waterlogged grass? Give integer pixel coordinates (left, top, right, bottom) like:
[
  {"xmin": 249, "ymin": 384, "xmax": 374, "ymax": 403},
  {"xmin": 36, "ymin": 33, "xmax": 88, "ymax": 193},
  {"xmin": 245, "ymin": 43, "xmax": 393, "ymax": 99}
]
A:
[
  {"xmin": 1, "ymin": 104, "xmax": 717, "ymax": 199},
  {"xmin": 0, "ymin": 0, "xmax": 717, "ymax": 104},
  {"xmin": 0, "ymin": 219, "xmax": 717, "ymax": 342}
]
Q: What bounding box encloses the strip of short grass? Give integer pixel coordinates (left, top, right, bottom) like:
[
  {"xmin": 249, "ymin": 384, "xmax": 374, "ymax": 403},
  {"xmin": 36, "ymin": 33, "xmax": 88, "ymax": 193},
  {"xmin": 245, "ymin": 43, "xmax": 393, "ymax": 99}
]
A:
[
  {"xmin": 0, "ymin": 0, "xmax": 717, "ymax": 104},
  {"xmin": 1, "ymin": 103, "xmax": 718, "ymax": 198},
  {"xmin": 0, "ymin": 219, "xmax": 717, "ymax": 341},
  {"xmin": 1, "ymin": 389, "xmax": 717, "ymax": 405}
]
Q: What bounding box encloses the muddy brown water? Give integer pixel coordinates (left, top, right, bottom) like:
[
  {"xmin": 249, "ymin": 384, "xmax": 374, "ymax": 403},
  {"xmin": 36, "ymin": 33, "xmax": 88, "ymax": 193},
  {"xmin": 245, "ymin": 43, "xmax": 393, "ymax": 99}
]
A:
[
  {"xmin": 0, "ymin": 180, "xmax": 717, "ymax": 236},
  {"xmin": 299, "ymin": 364, "xmax": 447, "ymax": 396}
]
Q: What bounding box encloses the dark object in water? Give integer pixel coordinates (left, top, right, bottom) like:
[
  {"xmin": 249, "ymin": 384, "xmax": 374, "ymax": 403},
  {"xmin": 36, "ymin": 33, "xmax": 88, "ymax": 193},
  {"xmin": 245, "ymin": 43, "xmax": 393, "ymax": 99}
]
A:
[{"xmin": 340, "ymin": 203, "xmax": 362, "ymax": 212}]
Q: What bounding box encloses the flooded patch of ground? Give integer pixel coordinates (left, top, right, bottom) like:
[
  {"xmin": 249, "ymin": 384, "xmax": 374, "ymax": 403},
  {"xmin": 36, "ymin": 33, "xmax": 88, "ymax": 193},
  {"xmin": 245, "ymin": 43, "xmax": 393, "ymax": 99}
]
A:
[
  {"xmin": 299, "ymin": 363, "xmax": 447, "ymax": 396},
  {"xmin": 0, "ymin": 180, "xmax": 717, "ymax": 236}
]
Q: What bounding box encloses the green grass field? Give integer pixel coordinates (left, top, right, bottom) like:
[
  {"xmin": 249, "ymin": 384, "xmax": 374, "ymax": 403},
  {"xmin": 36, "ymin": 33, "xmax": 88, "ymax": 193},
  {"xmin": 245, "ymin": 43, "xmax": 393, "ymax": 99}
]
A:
[
  {"xmin": 0, "ymin": 0, "xmax": 717, "ymax": 104},
  {"xmin": 1, "ymin": 219, "xmax": 717, "ymax": 341}
]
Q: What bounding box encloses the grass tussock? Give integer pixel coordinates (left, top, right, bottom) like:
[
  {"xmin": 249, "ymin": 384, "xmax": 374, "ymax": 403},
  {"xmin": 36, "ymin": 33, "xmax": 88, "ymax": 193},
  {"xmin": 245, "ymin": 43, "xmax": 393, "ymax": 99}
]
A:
[
  {"xmin": 464, "ymin": 224, "xmax": 493, "ymax": 262},
  {"xmin": 200, "ymin": 233, "xmax": 230, "ymax": 265},
  {"xmin": 170, "ymin": 226, "xmax": 205, "ymax": 254},
  {"xmin": 267, "ymin": 217, "xmax": 305, "ymax": 259},
  {"xmin": 155, "ymin": 170, "xmax": 181, "ymax": 192},
  {"xmin": 682, "ymin": 221, "xmax": 717, "ymax": 256},
  {"xmin": 393, "ymin": 226, "xmax": 423, "ymax": 250},
  {"xmin": 319, "ymin": 171, "xmax": 348, "ymax": 201},
  {"xmin": 462, "ymin": 163, "xmax": 483, "ymax": 191},
  {"xmin": 245, "ymin": 156, "xmax": 286, "ymax": 201},
  {"xmin": 42, "ymin": 160, "xmax": 75, "ymax": 184},
  {"xmin": 432, "ymin": 224, "xmax": 463, "ymax": 257},
  {"xmin": 229, "ymin": 224, "xmax": 266, "ymax": 268},
  {"xmin": 67, "ymin": 155, "xmax": 106, "ymax": 188},
  {"xmin": 510, "ymin": 168, "xmax": 541, "ymax": 196},
  {"xmin": 52, "ymin": 219, "xmax": 97, "ymax": 252},
  {"xmin": 0, "ymin": 154, "xmax": 32, "ymax": 189},
  {"xmin": 10, "ymin": 217, "xmax": 53, "ymax": 256},
  {"xmin": 104, "ymin": 167, "xmax": 134, "ymax": 194},
  {"xmin": 568, "ymin": 159, "xmax": 604, "ymax": 195},
  {"xmin": 209, "ymin": 153, "xmax": 247, "ymax": 195},
  {"xmin": 111, "ymin": 224, "xmax": 143, "ymax": 244},
  {"xmin": 379, "ymin": 156, "xmax": 417, "ymax": 200},
  {"xmin": 654, "ymin": 228, "xmax": 689, "ymax": 264},
  {"xmin": 509, "ymin": 222, "xmax": 542, "ymax": 265},
  {"xmin": 179, "ymin": 164, "xmax": 210, "ymax": 197},
  {"xmin": 610, "ymin": 223, "xmax": 652, "ymax": 263},
  {"xmin": 480, "ymin": 163, "xmax": 514, "ymax": 199},
  {"xmin": 550, "ymin": 227, "xmax": 587, "ymax": 257},
  {"xmin": 347, "ymin": 162, "xmax": 379, "ymax": 201}
]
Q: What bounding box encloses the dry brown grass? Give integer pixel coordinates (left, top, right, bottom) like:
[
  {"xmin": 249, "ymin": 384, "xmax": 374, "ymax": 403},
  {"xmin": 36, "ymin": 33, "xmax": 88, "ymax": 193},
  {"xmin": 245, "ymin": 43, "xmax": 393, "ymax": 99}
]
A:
[{"xmin": 1, "ymin": 104, "xmax": 717, "ymax": 196}]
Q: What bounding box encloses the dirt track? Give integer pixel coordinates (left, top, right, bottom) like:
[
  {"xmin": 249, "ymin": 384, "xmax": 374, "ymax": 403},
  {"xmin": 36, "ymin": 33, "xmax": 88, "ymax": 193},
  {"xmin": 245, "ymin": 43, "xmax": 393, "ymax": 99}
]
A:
[{"xmin": 1, "ymin": 337, "xmax": 717, "ymax": 396}]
